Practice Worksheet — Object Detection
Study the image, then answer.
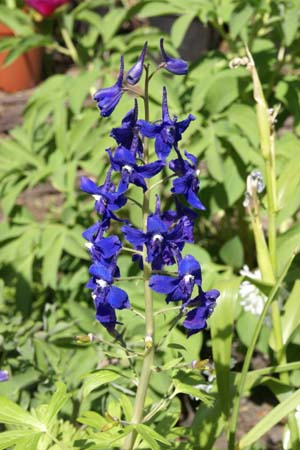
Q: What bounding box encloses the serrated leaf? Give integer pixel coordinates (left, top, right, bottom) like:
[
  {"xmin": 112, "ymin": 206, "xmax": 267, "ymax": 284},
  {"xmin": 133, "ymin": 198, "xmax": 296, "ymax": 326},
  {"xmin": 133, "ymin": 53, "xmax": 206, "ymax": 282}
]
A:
[
  {"xmin": 0, "ymin": 430, "xmax": 42, "ymax": 450},
  {"xmin": 44, "ymin": 382, "xmax": 70, "ymax": 426},
  {"xmin": 136, "ymin": 424, "xmax": 171, "ymax": 449},
  {"xmin": 0, "ymin": 396, "xmax": 44, "ymax": 430},
  {"xmin": 82, "ymin": 369, "xmax": 121, "ymax": 397}
]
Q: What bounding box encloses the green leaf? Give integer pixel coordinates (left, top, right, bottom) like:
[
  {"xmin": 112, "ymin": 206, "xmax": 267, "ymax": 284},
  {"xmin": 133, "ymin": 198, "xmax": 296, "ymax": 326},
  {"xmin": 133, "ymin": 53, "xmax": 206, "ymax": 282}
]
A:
[
  {"xmin": 41, "ymin": 232, "xmax": 65, "ymax": 288},
  {"xmin": 0, "ymin": 430, "xmax": 42, "ymax": 450},
  {"xmin": 0, "ymin": 6, "xmax": 33, "ymax": 35},
  {"xmin": 173, "ymin": 380, "xmax": 213, "ymax": 406},
  {"xmin": 227, "ymin": 104, "xmax": 259, "ymax": 148},
  {"xmin": 205, "ymin": 124, "xmax": 224, "ymax": 182},
  {"xmin": 3, "ymin": 35, "xmax": 51, "ymax": 67},
  {"xmin": 230, "ymin": 5, "xmax": 254, "ymax": 40},
  {"xmin": 0, "ymin": 396, "xmax": 44, "ymax": 430},
  {"xmin": 138, "ymin": 2, "xmax": 184, "ymax": 18},
  {"xmin": 82, "ymin": 369, "xmax": 121, "ymax": 397},
  {"xmin": 239, "ymin": 388, "xmax": 300, "ymax": 448},
  {"xmin": 210, "ymin": 277, "xmax": 241, "ymax": 418},
  {"xmin": 171, "ymin": 14, "xmax": 195, "ymax": 48},
  {"xmin": 192, "ymin": 396, "xmax": 224, "ymax": 449},
  {"xmin": 205, "ymin": 72, "xmax": 239, "ymax": 114},
  {"xmin": 219, "ymin": 236, "xmax": 244, "ymax": 268},
  {"xmin": 281, "ymin": 280, "xmax": 300, "ymax": 346},
  {"xmin": 136, "ymin": 424, "xmax": 171, "ymax": 449},
  {"xmin": 282, "ymin": 5, "xmax": 299, "ymax": 46},
  {"xmin": 277, "ymin": 225, "xmax": 300, "ymax": 275},
  {"xmin": 44, "ymin": 382, "xmax": 70, "ymax": 426}
]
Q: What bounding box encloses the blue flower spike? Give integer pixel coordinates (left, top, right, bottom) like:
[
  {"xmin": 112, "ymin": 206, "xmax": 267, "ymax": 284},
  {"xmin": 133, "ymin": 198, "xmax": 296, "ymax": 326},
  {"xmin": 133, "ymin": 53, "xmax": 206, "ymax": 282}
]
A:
[
  {"xmin": 126, "ymin": 42, "xmax": 148, "ymax": 85},
  {"xmin": 94, "ymin": 56, "xmax": 124, "ymax": 117},
  {"xmin": 82, "ymin": 40, "xmax": 218, "ymax": 335},
  {"xmin": 159, "ymin": 38, "xmax": 188, "ymax": 75}
]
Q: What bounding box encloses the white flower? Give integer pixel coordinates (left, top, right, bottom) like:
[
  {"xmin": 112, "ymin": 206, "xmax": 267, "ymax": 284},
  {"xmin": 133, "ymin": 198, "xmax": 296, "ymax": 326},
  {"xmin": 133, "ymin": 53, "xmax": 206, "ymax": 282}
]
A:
[{"xmin": 239, "ymin": 265, "xmax": 267, "ymax": 315}]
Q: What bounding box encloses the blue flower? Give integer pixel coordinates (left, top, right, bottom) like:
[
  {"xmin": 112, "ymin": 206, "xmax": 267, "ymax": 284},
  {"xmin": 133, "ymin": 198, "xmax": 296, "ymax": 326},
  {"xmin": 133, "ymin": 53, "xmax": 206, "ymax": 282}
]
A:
[
  {"xmin": 87, "ymin": 262, "xmax": 130, "ymax": 331},
  {"xmin": 110, "ymin": 100, "xmax": 143, "ymax": 156},
  {"xmin": 159, "ymin": 38, "xmax": 188, "ymax": 75},
  {"xmin": 149, "ymin": 255, "xmax": 202, "ymax": 302},
  {"xmin": 138, "ymin": 87, "xmax": 195, "ymax": 159},
  {"xmin": 122, "ymin": 213, "xmax": 192, "ymax": 270},
  {"xmin": 95, "ymin": 303, "xmax": 118, "ymax": 332},
  {"xmin": 80, "ymin": 169, "xmax": 127, "ymax": 226},
  {"xmin": 107, "ymin": 147, "xmax": 165, "ymax": 193},
  {"xmin": 94, "ymin": 56, "xmax": 124, "ymax": 117},
  {"xmin": 126, "ymin": 42, "xmax": 147, "ymax": 85},
  {"xmin": 183, "ymin": 289, "xmax": 220, "ymax": 336},
  {"xmin": 170, "ymin": 151, "xmax": 205, "ymax": 210},
  {"xmin": 0, "ymin": 370, "xmax": 9, "ymax": 382},
  {"xmin": 85, "ymin": 235, "xmax": 122, "ymax": 264}
]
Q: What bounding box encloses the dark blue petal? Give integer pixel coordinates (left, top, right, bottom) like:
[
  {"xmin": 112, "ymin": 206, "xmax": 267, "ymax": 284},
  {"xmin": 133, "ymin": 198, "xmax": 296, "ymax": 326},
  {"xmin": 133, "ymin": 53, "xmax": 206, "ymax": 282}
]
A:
[
  {"xmin": 96, "ymin": 236, "xmax": 122, "ymax": 259},
  {"xmin": 187, "ymin": 188, "xmax": 205, "ymax": 210},
  {"xmin": 183, "ymin": 306, "xmax": 208, "ymax": 336},
  {"xmin": 147, "ymin": 215, "xmax": 167, "ymax": 234},
  {"xmin": 107, "ymin": 286, "xmax": 130, "ymax": 309},
  {"xmin": 126, "ymin": 42, "xmax": 147, "ymax": 85},
  {"xmin": 155, "ymin": 133, "xmax": 172, "ymax": 160},
  {"xmin": 94, "ymin": 56, "xmax": 124, "ymax": 117},
  {"xmin": 95, "ymin": 303, "xmax": 117, "ymax": 331},
  {"xmin": 137, "ymin": 120, "xmax": 161, "ymax": 138},
  {"xmin": 160, "ymin": 39, "xmax": 188, "ymax": 75},
  {"xmin": 80, "ymin": 176, "xmax": 100, "ymax": 195},
  {"xmin": 149, "ymin": 275, "xmax": 179, "ymax": 294},
  {"xmin": 137, "ymin": 160, "xmax": 165, "ymax": 178},
  {"xmin": 82, "ymin": 222, "xmax": 102, "ymax": 241},
  {"xmin": 89, "ymin": 264, "xmax": 113, "ymax": 283},
  {"xmin": 122, "ymin": 225, "xmax": 145, "ymax": 248},
  {"xmin": 175, "ymin": 115, "xmax": 195, "ymax": 138},
  {"xmin": 161, "ymin": 86, "xmax": 172, "ymax": 123},
  {"xmin": 178, "ymin": 255, "xmax": 201, "ymax": 282}
]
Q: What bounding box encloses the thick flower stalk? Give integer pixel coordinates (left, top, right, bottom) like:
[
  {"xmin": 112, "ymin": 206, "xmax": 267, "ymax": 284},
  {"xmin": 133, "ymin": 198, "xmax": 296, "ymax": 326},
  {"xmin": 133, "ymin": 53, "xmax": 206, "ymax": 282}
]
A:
[{"xmin": 82, "ymin": 41, "xmax": 219, "ymax": 449}]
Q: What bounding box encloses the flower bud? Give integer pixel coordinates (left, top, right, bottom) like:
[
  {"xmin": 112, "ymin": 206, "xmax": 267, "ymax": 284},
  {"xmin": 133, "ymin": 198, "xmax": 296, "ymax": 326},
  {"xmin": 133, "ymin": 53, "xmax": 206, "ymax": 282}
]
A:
[{"xmin": 126, "ymin": 42, "xmax": 147, "ymax": 85}]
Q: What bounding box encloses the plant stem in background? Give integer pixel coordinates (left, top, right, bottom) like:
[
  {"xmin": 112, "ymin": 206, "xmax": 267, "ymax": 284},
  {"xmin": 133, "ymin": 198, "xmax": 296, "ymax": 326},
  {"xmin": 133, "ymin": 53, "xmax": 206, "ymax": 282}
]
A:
[
  {"xmin": 61, "ymin": 27, "xmax": 81, "ymax": 66},
  {"xmin": 228, "ymin": 252, "xmax": 296, "ymax": 450},
  {"xmin": 122, "ymin": 64, "xmax": 155, "ymax": 450}
]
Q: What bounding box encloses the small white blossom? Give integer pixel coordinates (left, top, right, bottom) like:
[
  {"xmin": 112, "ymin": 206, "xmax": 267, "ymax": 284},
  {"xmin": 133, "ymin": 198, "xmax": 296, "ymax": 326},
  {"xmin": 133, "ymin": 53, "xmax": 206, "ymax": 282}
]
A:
[{"xmin": 239, "ymin": 265, "xmax": 267, "ymax": 315}]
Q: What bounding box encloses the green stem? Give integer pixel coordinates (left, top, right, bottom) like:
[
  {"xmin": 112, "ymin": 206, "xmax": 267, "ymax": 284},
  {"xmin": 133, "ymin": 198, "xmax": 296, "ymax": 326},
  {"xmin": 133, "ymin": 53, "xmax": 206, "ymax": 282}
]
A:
[
  {"xmin": 122, "ymin": 64, "xmax": 154, "ymax": 450},
  {"xmin": 61, "ymin": 27, "xmax": 81, "ymax": 66},
  {"xmin": 228, "ymin": 252, "xmax": 295, "ymax": 450}
]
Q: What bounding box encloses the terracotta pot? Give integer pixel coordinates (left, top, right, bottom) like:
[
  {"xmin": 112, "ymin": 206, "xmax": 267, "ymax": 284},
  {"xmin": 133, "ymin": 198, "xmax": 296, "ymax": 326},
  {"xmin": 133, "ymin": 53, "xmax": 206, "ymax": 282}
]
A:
[{"xmin": 0, "ymin": 22, "xmax": 43, "ymax": 93}]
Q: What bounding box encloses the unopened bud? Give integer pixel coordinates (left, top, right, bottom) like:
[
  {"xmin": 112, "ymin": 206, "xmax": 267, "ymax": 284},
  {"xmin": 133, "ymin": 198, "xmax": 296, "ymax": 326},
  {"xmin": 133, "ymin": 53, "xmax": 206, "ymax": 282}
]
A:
[
  {"xmin": 145, "ymin": 335, "xmax": 153, "ymax": 349},
  {"xmin": 229, "ymin": 56, "xmax": 249, "ymax": 69},
  {"xmin": 75, "ymin": 334, "xmax": 95, "ymax": 344}
]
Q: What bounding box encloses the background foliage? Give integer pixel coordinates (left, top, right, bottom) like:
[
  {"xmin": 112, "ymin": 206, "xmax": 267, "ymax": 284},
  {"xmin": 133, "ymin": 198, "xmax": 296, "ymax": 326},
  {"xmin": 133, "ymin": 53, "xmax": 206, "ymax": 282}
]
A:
[{"xmin": 1, "ymin": 0, "xmax": 300, "ymax": 449}]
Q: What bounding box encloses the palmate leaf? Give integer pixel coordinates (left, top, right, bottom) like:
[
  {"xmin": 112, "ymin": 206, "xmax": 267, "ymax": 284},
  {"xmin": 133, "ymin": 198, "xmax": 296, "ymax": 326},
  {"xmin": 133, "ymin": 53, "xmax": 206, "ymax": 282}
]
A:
[
  {"xmin": 0, "ymin": 396, "xmax": 44, "ymax": 430},
  {"xmin": 136, "ymin": 424, "xmax": 171, "ymax": 449},
  {"xmin": 3, "ymin": 35, "xmax": 53, "ymax": 67},
  {"xmin": 0, "ymin": 430, "xmax": 42, "ymax": 450},
  {"xmin": 44, "ymin": 382, "xmax": 70, "ymax": 427}
]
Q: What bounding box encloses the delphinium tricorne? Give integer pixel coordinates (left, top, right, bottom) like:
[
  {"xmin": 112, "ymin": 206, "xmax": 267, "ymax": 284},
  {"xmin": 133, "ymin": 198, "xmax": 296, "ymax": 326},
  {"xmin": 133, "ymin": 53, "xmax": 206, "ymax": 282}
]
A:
[{"xmin": 81, "ymin": 39, "xmax": 220, "ymax": 450}]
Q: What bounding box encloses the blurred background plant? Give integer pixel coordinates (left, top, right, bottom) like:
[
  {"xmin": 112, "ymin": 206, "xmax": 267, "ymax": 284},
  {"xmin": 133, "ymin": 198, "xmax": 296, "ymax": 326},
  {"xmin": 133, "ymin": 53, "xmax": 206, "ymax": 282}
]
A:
[{"xmin": 1, "ymin": 1, "xmax": 300, "ymax": 449}]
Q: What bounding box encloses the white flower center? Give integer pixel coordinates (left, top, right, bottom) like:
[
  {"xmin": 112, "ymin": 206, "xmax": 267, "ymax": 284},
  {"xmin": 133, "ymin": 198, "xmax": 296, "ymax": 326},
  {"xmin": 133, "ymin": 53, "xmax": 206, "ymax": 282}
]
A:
[
  {"xmin": 123, "ymin": 165, "xmax": 133, "ymax": 174},
  {"xmin": 93, "ymin": 194, "xmax": 102, "ymax": 201},
  {"xmin": 96, "ymin": 279, "xmax": 108, "ymax": 288},
  {"xmin": 85, "ymin": 242, "xmax": 93, "ymax": 250},
  {"xmin": 152, "ymin": 234, "xmax": 163, "ymax": 243},
  {"xmin": 184, "ymin": 274, "xmax": 194, "ymax": 284}
]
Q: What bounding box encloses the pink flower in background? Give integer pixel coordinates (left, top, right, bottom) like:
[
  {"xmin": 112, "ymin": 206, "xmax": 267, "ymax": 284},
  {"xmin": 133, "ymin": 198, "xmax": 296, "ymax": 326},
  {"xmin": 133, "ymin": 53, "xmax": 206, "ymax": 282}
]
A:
[{"xmin": 25, "ymin": 0, "xmax": 70, "ymax": 17}]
